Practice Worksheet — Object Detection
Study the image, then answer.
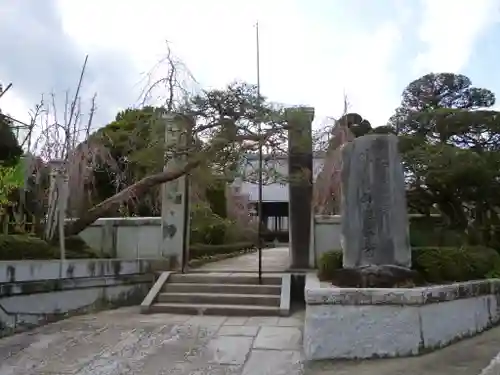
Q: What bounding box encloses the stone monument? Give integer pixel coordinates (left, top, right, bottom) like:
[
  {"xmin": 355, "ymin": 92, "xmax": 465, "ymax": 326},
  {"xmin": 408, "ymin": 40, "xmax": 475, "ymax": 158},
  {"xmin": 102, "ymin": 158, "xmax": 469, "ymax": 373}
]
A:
[{"xmin": 336, "ymin": 134, "xmax": 415, "ymax": 287}]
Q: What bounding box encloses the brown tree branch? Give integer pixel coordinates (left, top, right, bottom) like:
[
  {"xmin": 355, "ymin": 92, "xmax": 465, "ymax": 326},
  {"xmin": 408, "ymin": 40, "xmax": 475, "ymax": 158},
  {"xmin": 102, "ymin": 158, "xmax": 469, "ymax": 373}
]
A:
[
  {"xmin": 63, "ymin": 130, "xmax": 241, "ymax": 236},
  {"xmin": 64, "ymin": 157, "xmax": 202, "ymax": 236}
]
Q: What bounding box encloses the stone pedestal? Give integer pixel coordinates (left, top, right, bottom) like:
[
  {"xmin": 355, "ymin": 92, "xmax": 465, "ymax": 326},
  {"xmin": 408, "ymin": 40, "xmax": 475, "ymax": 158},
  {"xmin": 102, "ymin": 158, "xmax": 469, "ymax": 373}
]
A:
[
  {"xmin": 340, "ymin": 134, "xmax": 410, "ymax": 268},
  {"xmin": 159, "ymin": 113, "xmax": 190, "ymax": 270},
  {"xmin": 286, "ymin": 107, "xmax": 314, "ymax": 269}
]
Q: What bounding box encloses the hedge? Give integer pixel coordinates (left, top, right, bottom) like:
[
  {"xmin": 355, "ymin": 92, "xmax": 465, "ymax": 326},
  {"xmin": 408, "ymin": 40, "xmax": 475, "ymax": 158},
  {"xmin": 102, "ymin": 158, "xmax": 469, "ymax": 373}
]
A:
[
  {"xmin": 409, "ymin": 216, "xmax": 464, "ymax": 247},
  {"xmin": 0, "ymin": 234, "xmax": 106, "ymax": 260},
  {"xmin": 0, "ymin": 235, "xmax": 257, "ymax": 262},
  {"xmin": 318, "ymin": 246, "xmax": 500, "ymax": 284}
]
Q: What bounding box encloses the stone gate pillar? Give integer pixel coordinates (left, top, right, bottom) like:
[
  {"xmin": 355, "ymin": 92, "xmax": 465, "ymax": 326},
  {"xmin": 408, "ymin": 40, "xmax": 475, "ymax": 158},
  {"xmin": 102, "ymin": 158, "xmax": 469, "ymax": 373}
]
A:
[
  {"xmin": 159, "ymin": 113, "xmax": 191, "ymax": 270},
  {"xmin": 286, "ymin": 107, "xmax": 314, "ymax": 269}
]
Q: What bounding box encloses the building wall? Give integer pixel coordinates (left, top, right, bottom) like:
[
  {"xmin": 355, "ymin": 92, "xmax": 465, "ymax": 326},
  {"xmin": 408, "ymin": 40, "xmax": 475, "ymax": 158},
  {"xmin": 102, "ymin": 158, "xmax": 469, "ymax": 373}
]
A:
[{"xmin": 238, "ymin": 155, "xmax": 325, "ymax": 202}]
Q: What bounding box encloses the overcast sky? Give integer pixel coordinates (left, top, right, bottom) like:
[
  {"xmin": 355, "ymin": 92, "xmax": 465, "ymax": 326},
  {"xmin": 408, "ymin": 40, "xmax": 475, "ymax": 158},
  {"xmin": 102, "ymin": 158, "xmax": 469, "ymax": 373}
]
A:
[{"xmin": 1, "ymin": 0, "xmax": 499, "ymax": 131}]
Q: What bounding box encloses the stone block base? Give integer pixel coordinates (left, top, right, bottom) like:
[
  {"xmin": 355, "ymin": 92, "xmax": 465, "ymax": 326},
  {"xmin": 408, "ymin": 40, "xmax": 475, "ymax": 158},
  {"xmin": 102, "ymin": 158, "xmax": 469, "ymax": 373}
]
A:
[{"xmin": 304, "ymin": 273, "xmax": 500, "ymax": 360}]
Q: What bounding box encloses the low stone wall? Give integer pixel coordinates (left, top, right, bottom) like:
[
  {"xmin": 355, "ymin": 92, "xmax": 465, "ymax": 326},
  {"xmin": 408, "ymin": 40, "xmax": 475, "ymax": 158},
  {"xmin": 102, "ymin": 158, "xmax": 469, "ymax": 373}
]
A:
[
  {"xmin": 304, "ymin": 273, "xmax": 500, "ymax": 360},
  {"xmin": 77, "ymin": 217, "xmax": 162, "ymax": 258},
  {"xmin": 0, "ymin": 259, "xmax": 165, "ymax": 336}
]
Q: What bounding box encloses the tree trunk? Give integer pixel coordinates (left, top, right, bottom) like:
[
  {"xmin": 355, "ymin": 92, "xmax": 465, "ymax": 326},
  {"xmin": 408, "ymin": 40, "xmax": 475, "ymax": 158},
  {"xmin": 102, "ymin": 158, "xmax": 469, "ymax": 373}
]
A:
[{"xmin": 63, "ymin": 158, "xmax": 201, "ymax": 237}]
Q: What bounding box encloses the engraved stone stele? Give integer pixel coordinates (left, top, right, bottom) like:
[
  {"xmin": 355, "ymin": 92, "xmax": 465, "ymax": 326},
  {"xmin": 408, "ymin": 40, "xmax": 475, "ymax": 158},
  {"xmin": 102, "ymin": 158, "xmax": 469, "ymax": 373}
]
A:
[
  {"xmin": 340, "ymin": 134, "xmax": 411, "ymax": 272},
  {"xmin": 159, "ymin": 113, "xmax": 191, "ymax": 270}
]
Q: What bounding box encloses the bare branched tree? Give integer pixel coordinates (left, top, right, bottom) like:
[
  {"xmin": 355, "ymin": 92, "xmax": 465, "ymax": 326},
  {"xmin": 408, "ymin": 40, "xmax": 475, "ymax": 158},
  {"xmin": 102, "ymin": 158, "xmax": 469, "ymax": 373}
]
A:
[
  {"xmin": 137, "ymin": 41, "xmax": 199, "ymax": 111},
  {"xmin": 18, "ymin": 56, "xmax": 120, "ymax": 240}
]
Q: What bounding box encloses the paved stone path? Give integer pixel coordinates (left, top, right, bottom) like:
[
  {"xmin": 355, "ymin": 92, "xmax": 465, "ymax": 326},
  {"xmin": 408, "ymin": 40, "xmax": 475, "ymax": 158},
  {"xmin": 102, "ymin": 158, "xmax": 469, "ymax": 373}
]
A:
[
  {"xmin": 197, "ymin": 246, "xmax": 290, "ymax": 272},
  {"xmin": 3, "ymin": 306, "xmax": 500, "ymax": 375},
  {"xmin": 0, "ymin": 307, "xmax": 305, "ymax": 375}
]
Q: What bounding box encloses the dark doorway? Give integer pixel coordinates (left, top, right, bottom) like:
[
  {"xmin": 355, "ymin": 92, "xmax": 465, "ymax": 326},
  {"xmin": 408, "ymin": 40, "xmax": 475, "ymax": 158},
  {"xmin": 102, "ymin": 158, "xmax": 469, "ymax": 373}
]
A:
[{"xmin": 259, "ymin": 201, "xmax": 289, "ymax": 243}]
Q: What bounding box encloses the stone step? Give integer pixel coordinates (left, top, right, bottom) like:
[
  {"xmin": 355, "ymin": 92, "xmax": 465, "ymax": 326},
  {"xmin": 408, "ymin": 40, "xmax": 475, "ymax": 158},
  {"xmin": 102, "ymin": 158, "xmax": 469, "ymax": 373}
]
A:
[
  {"xmin": 163, "ymin": 282, "xmax": 281, "ymax": 295},
  {"xmin": 149, "ymin": 302, "xmax": 281, "ymax": 316},
  {"xmin": 168, "ymin": 273, "xmax": 281, "ymax": 286},
  {"xmin": 157, "ymin": 292, "xmax": 280, "ymax": 307}
]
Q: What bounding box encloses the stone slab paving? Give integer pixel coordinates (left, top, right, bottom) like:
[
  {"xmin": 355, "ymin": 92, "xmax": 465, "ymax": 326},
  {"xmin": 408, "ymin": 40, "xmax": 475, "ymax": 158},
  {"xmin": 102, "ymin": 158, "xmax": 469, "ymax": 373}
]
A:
[
  {"xmin": 2, "ymin": 306, "xmax": 500, "ymax": 374},
  {"xmin": 0, "ymin": 307, "xmax": 305, "ymax": 375},
  {"xmin": 197, "ymin": 246, "xmax": 290, "ymax": 272}
]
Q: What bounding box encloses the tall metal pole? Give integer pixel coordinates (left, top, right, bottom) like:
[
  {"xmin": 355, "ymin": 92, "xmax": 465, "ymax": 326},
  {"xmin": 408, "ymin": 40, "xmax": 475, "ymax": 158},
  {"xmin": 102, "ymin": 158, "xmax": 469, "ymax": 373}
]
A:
[{"xmin": 256, "ymin": 22, "xmax": 263, "ymax": 284}]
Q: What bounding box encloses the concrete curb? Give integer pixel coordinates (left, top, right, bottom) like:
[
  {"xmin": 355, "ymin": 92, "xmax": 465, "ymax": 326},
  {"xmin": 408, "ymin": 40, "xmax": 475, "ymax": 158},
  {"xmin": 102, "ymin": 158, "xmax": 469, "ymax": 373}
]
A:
[
  {"xmin": 140, "ymin": 271, "xmax": 171, "ymax": 313},
  {"xmin": 280, "ymin": 273, "xmax": 291, "ymax": 317}
]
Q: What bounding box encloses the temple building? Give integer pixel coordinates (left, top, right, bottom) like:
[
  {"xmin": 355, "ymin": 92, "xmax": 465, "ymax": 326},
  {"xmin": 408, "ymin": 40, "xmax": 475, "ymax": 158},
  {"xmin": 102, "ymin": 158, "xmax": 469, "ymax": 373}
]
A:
[{"xmin": 230, "ymin": 153, "xmax": 325, "ymax": 241}]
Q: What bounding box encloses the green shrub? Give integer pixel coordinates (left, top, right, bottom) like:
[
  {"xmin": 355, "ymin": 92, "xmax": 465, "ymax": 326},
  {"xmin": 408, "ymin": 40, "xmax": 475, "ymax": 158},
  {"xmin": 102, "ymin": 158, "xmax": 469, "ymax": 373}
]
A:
[
  {"xmin": 318, "ymin": 246, "xmax": 500, "ymax": 283},
  {"xmin": 0, "ymin": 235, "xmax": 56, "ymax": 260},
  {"xmin": 63, "ymin": 236, "xmax": 108, "ymax": 259},
  {"xmin": 412, "ymin": 246, "xmax": 500, "ymax": 283},
  {"xmin": 189, "ymin": 242, "xmax": 255, "ymax": 259},
  {"xmin": 318, "ymin": 250, "xmax": 343, "ymax": 280},
  {"xmin": 206, "ymin": 184, "xmax": 227, "ymax": 218},
  {"xmin": 0, "ymin": 234, "xmax": 104, "ymax": 260},
  {"xmin": 190, "ymin": 203, "xmax": 232, "ymax": 245},
  {"xmin": 409, "ymin": 216, "xmax": 464, "ymax": 247}
]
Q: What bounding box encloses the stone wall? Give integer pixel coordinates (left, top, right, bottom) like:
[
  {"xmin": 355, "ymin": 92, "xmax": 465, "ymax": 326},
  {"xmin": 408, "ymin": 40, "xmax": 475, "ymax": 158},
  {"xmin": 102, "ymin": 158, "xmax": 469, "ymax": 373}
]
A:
[
  {"xmin": 304, "ymin": 273, "xmax": 500, "ymax": 360},
  {"xmin": 0, "ymin": 259, "xmax": 163, "ymax": 336},
  {"xmin": 77, "ymin": 217, "xmax": 162, "ymax": 258}
]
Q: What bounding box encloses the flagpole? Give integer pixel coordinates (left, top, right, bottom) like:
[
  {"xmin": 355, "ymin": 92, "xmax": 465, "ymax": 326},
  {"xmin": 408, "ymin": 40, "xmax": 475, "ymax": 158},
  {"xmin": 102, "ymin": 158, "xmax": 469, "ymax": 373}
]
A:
[{"xmin": 256, "ymin": 21, "xmax": 263, "ymax": 284}]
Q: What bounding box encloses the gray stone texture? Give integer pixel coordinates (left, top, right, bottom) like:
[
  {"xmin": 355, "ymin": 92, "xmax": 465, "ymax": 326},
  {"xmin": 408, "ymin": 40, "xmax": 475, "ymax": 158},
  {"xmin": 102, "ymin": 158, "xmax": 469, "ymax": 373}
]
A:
[
  {"xmin": 160, "ymin": 113, "xmax": 191, "ymax": 269},
  {"xmin": 340, "ymin": 134, "xmax": 411, "ymax": 268},
  {"xmin": 286, "ymin": 107, "xmax": 314, "ymax": 269},
  {"xmin": 0, "ymin": 307, "xmax": 305, "ymax": 375}
]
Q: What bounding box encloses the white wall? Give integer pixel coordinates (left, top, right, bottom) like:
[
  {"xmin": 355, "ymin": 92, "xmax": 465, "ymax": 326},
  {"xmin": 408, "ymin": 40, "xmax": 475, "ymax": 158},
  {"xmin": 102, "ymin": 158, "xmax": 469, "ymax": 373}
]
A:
[
  {"xmin": 239, "ymin": 156, "xmax": 325, "ymax": 202},
  {"xmin": 78, "ymin": 217, "xmax": 162, "ymax": 259},
  {"xmin": 313, "ymin": 215, "xmax": 341, "ymax": 262},
  {"xmin": 0, "ymin": 258, "xmax": 155, "ymax": 283},
  {"xmin": 0, "ymin": 259, "xmax": 156, "ymax": 334}
]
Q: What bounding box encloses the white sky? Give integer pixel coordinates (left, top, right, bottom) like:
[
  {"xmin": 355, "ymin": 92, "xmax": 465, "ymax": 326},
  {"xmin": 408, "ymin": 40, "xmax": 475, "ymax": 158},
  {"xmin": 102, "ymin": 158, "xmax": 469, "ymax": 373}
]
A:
[{"xmin": 2, "ymin": 0, "xmax": 499, "ymax": 130}]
